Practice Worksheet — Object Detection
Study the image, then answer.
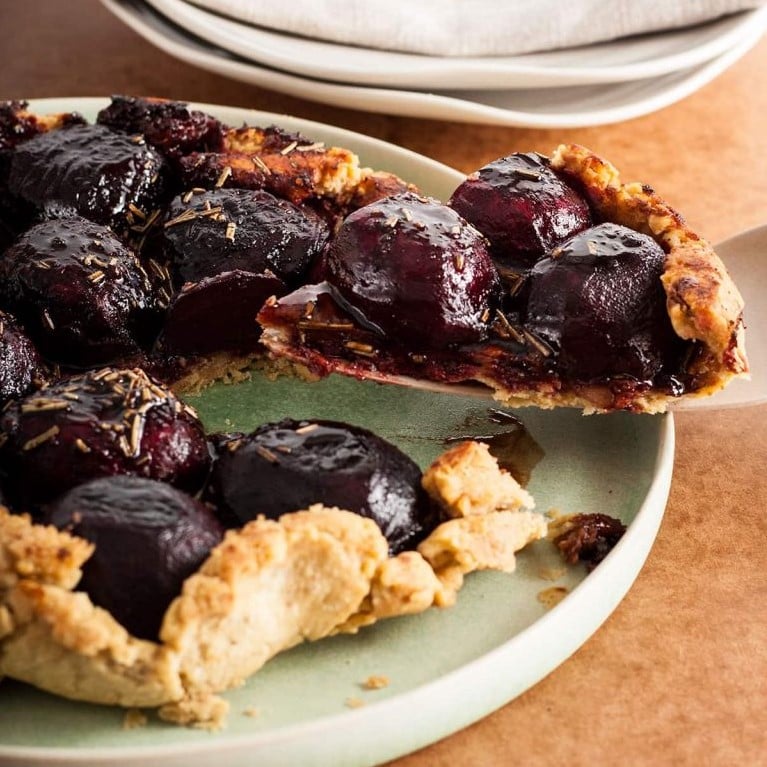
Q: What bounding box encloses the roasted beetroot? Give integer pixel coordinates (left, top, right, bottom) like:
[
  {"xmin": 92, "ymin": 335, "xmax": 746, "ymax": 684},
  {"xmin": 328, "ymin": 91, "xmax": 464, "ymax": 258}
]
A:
[
  {"xmin": 7, "ymin": 124, "xmax": 169, "ymax": 234},
  {"xmin": 159, "ymin": 269, "xmax": 285, "ymax": 356},
  {"xmin": 45, "ymin": 476, "xmax": 223, "ymax": 640},
  {"xmin": 0, "ymin": 367, "xmax": 210, "ymax": 508},
  {"xmin": 324, "ymin": 192, "xmax": 500, "ymax": 349},
  {"xmin": 0, "ymin": 101, "xmax": 86, "ymax": 246},
  {"xmin": 162, "ymin": 188, "xmax": 328, "ymax": 287},
  {"xmin": 96, "ymin": 95, "xmax": 224, "ymax": 162},
  {"xmin": 0, "ymin": 309, "xmax": 46, "ymax": 404},
  {"xmin": 449, "ymin": 153, "xmax": 591, "ymax": 272},
  {"xmin": 0, "ymin": 216, "xmax": 161, "ymax": 366},
  {"xmin": 210, "ymin": 419, "xmax": 439, "ymax": 554},
  {"xmin": 523, "ymin": 223, "xmax": 679, "ymax": 382}
]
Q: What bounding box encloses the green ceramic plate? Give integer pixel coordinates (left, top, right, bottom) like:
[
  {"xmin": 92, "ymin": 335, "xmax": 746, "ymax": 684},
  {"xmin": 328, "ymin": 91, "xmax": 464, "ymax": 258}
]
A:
[{"xmin": 0, "ymin": 101, "xmax": 675, "ymax": 767}]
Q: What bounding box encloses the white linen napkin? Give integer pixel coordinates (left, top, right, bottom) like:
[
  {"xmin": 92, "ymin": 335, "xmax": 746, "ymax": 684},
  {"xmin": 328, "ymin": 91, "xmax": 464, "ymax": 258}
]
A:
[{"xmin": 186, "ymin": 0, "xmax": 766, "ymax": 57}]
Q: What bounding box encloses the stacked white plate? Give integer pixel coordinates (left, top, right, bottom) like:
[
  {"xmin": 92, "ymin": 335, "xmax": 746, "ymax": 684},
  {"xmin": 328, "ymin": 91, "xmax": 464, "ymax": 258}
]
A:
[{"xmin": 102, "ymin": 0, "xmax": 767, "ymax": 126}]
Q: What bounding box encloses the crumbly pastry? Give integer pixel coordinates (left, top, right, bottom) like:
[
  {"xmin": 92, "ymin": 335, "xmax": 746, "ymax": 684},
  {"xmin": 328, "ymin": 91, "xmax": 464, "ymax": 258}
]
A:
[
  {"xmin": 0, "ymin": 444, "xmax": 544, "ymax": 726},
  {"xmin": 421, "ymin": 441, "xmax": 534, "ymax": 517}
]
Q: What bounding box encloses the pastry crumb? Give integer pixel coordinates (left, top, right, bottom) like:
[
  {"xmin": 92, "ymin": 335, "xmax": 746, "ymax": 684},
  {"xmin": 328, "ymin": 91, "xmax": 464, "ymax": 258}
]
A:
[
  {"xmin": 361, "ymin": 674, "xmax": 389, "ymax": 690},
  {"xmin": 158, "ymin": 694, "xmax": 229, "ymax": 730},
  {"xmin": 537, "ymin": 586, "xmax": 569, "ymax": 609},
  {"xmin": 242, "ymin": 706, "xmax": 261, "ymax": 718},
  {"xmin": 345, "ymin": 696, "xmax": 366, "ymax": 709},
  {"xmin": 122, "ymin": 708, "xmax": 147, "ymax": 730},
  {"xmin": 538, "ymin": 566, "xmax": 567, "ymax": 581},
  {"xmin": 422, "ymin": 441, "xmax": 534, "ymax": 517}
]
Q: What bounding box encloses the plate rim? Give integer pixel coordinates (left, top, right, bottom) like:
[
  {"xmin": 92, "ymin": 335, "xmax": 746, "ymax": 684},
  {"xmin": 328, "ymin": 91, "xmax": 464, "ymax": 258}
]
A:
[{"xmin": 0, "ymin": 99, "xmax": 675, "ymax": 766}]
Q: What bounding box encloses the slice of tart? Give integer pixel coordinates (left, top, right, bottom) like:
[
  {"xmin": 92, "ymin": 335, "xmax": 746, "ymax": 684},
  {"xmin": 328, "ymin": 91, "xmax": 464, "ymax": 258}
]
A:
[{"xmin": 258, "ymin": 145, "xmax": 747, "ymax": 414}]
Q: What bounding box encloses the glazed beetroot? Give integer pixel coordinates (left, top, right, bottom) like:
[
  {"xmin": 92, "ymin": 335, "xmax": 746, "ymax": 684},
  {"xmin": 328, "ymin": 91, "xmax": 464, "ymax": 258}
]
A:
[
  {"xmin": 0, "ymin": 309, "xmax": 46, "ymax": 404},
  {"xmin": 162, "ymin": 188, "xmax": 328, "ymax": 287},
  {"xmin": 0, "ymin": 101, "xmax": 86, "ymax": 246},
  {"xmin": 0, "ymin": 217, "xmax": 161, "ymax": 366},
  {"xmin": 7, "ymin": 124, "xmax": 169, "ymax": 233},
  {"xmin": 45, "ymin": 476, "xmax": 224, "ymax": 640},
  {"xmin": 211, "ymin": 419, "xmax": 439, "ymax": 554},
  {"xmin": 449, "ymin": 153, "xmax": 591, "ymax": 272},
  {"xmin": 0, "ymin": 367, "xmax": 210, "ymax": 508},
  {"xmin": 159, "ymin": 269, "xmax": 286, "ymax": 356},
  {"xmin": 324, "ymin": 192, "xmax": 500, "ymax": 349},
  {"xmin": 96, "ymin": 95, "xmax": 224, "ymax": 162},
  {"xmin": 524, "ymin": 223, "xmax": 679, "ymax": 382}
]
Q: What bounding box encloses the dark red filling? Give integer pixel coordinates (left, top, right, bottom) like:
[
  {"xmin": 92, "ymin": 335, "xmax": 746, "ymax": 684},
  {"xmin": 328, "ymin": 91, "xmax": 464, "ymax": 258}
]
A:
[
  {"xmin": 162, "ymin": 187, "xmax": 328, "ymax": 288},
  {"xmin": 0, "ymin": 309, "xmax": 47, "ymax": 405},
  {"xmin": 159, "ymin": 269, "xmax": 286, "ymax": 356},
  {"xmin": 210, "ymin": 418, "xmax": 440, "ymax": 554},
  {"xmin": 323, "ymin": 192, "xmax": 500, "ymax": 349},
  {"xmin": 96, "ymin": 95, "xmax": 224, "ymax": 163},
  {"xmin": 524, "ymin": 223, "xmax": 686, "ymax": 383},
  {"xmin": 7, "ymin": 124, "xmax": 170, "ymax": 235},
  {"xmin": 259, "ymin": 221, "xmax": 690, "ymax": 412},
  {"xmin": 45, "ymin": 476, "xmax": 223, "ymax": 640},
  {"xmin": 553, "ymin": 513, "xmax": 627, "ymax": 571}
]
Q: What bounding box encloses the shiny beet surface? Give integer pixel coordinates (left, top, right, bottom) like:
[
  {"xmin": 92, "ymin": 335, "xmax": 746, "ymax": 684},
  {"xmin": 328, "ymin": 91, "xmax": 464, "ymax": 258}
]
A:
[
  {"xmin": 1, "ymin": 101, "xmax": 87, "ymax": 244},
  {"xmin": 211, "ymin": 419, "xmax": 439, "ymax": 553},
  {"xmin": 97, "ymin": 95, "xmax": 224, "ymax": 162},
  {"xmin": 0, "ymin": 310, "xmax": 46, "ymax": 404},
  {"xmin": 45, "ymin": 476, "xmax": 223, "ymax": 640},
  {"xmin": 324, "ymin": 192, "xmax": 500, "ymax": 349},
  {"xmin": 7, "ymin": 124, "xmax": 169, "ymax": 233},
  {"xmin": 449, "ymin": 153, "xmax": 591, "ymax": 272},
  {"xmin": 162, "ymin": 188, "xmax": 328, "ymax": 287},
  {"xmin": 524, "ymin": 223, "xmax": 679, "ymax": 382},
  {"xmin": 0, "ymin": 217, "xmax": 161, "ymax": 366},
  {"xmin": 0, "ymin": 367, "xmax": 210, "ymax": 508},
  {"xmin": 159, "ymin": 269, "xmax": 286, "ymax": 355}
]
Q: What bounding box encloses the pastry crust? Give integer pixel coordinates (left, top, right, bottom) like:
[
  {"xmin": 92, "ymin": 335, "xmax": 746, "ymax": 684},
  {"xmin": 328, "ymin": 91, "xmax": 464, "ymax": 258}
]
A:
[
  {"xmin": 181, "ymin": 125, "xmax": 363, "ymax": 206},
  {"xmin": 160, "ymin": 506, "xmax": 389, "ymax": 695},
  {"xmin": 1, "ymin": 582, "xmax": 183, "ymax": 707},
  {"xmin": 0, "ymin": 510, "xmax": 183, "ymax": 707},
  {"xmin": 0, "ymin": 508, "xmax": 92, "ymax": 591},
  {"xmin": 0, "ymin": 443, "xmax": 545, "ymax": 725}
]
